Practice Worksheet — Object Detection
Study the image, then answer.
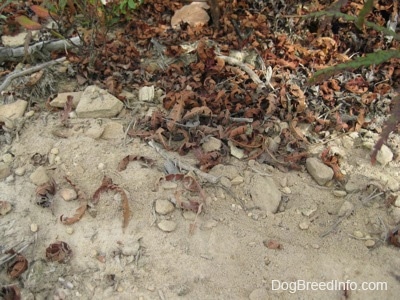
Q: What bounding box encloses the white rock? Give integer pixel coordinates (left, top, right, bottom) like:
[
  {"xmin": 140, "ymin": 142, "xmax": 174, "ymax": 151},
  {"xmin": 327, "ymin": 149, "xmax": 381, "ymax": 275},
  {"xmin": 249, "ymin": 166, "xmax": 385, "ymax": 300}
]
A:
[
  {"xmin": 333, "ymin": 190, "xmax": 347, "ymax": 197},
  {"xmin": 14, "ymin": 167, "xmax": 26, "ymax": 176},
  {"xmin": 231, "ymin": 176, "xmax": 244, "ymax": 186},
  {"xmin": 30, "ymin": 223, "xmax": 38, "ymax": 232},
  {"xmin": 50, "ymin": 148, "xmax": 59, "ymax": 155},
  {"xmin": 2, "ymin": 153, "xmax": 13, "ymax": 164},
  {"xmin": 157, "ymin": 220, "xmax": 177, "ymax": 232},
  {"xmin": 250, "ymin": 175, "xmax": 281, "ymax": 214},
  {"xmin": 49, "ymin": 92, "xmax": 82, "ymax": 108},
  {"xmin": 60, "ymin": 188, "xmax": 77, "ymax": 201},
  {"xmin": 138, "ymin": 86, "xmax": 155, "ymax": 102},
  {"xmin": 376, "ymin": 144, "xmax": 393, "ymax": 166},
  {"xmin": 76, "ymin": 85, "xmax": 123, "ymax": 118},
  {"xmin": 228, "ymin": 141, "xmax": 245, "ymax": 159},
  {"xmin": 201, "ymin": 137, "xmax": 222, "ymax": 152},
  {"xmin": 66, "ymin": 227, "xmax": 74, "ymax": 235},
  {"xmin": 155, "ymin": 200, "xmax": 175, "ymax": 215},
  {"xmin": 299, "ymin": 221, "xmax": 310, "ymax": 230},
  {"xmin": 306, "ymin": 157, "xmax": 334, "ymax": 186},
  {"xmin": 0, "ymin": 100, "xmax": 28, "ymax": 119},
  {"xmin": 365, "ymin": 240, "xmax": 375, "ymax": 248},
  {"xmin": 161, "ymin": 182, "xmax": 178, "ymax": 190}
]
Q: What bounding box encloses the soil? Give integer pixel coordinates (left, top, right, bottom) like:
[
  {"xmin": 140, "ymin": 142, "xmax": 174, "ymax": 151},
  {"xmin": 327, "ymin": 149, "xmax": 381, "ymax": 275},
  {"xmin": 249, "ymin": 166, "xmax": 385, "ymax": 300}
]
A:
[{"xmin": 1, "ymin": 96, "xmax": 400, "ymax": 300}]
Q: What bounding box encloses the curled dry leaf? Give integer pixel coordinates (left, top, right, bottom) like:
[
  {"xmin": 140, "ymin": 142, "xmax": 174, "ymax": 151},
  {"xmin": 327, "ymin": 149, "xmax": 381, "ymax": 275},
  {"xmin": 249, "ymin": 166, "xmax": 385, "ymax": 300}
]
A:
[
  {"xmin": 117, "ymin": 155, "xmax": 155, "ymax": 171},
  {"xmin": 0, "ymin": 285, "xmax": 21, "ymax": 300},
  {"xmin": 60, "ymin": 177, "xmax": 88, "ymax": 225},
  {"xmin": 92, "ymin": 176, "xmax": 131, "ymax": 232},
  {"xmin": 7, "ymin": 254, "xmax": 28, "ymax": 279},
  {"xmin": 389, "ymin": 228, "xmax": 400, "ymax": 248},
  {"xmin": 36, "ymin": 179, "xmax": 56, "ymax": 208},
  {"xmin": 45, "ymin": 241, "xmax": 72, "ymax": 263},
  {"xmin": 321, "ymin": 147, "xmax": 345, "ymax": 182}
]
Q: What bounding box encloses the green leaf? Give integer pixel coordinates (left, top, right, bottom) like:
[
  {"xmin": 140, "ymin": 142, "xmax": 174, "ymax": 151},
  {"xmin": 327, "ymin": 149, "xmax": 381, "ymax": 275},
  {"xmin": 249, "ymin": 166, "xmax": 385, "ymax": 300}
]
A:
[
  {"xmin": 128, "ymin": 0, "xmax": 136, "ymax": 9},
  {"xmin": 308, "ymin": 50, "xmax": 400, "ymax": 85},
  {"xmin": 15, "ymin": 15, "xmax": 42, "ymax": 30},
  {"xmin": 355, "ymin": 0, "xmax": 373, "ymax": 30}
]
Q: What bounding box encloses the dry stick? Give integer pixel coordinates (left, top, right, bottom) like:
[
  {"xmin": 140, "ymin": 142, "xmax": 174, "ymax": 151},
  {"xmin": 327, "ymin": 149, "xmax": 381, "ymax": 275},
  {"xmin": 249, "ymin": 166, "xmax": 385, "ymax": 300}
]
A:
[
  {"xmin": 217, "ymin": 55, "xmax": 266, "ymax": 88},
  {"xmin": 148, "ymin": 140, "xmax": 220, "ymax": 184},
  {"xmin": 0, "ymin": 57, "xmax": 66, "ymax": 93}
]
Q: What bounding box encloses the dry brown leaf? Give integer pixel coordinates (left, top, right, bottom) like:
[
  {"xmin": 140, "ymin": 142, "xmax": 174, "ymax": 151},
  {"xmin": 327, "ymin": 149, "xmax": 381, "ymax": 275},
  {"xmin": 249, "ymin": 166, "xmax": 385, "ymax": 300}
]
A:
[
  {"xmin": 60, "ymin": 177, "xmax": 88, "ymax": 225},
  {"xmin": 7, "ymin": 254, "xmax": 28, "ymax": 279},
  {"xmin": 45, "ymin": 241, "xmax": 72, "ymax": 263}
]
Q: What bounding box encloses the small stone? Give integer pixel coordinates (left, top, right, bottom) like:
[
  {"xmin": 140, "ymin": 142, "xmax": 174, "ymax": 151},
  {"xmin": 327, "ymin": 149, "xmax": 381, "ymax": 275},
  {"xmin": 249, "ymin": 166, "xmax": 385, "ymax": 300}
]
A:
[
  {"xmin": 0, "ymin": 99, "xmax": 28, "ymax": 119},
  {"xmin": 5, "ymin": 175, "xmax": 14, "ymax": 183},
  {"xmin": 25, "ymin": 110, "xmax": 35, "ymax": 117},
  {"xmin": 14, "ymin": 167, "xmax": 26, "ymax": 176},
  {"xmin": 97, "ymin": 163, "xmax": 105, "ymax": 170},
  {"xmin": 29, "ymin": 166, "xmax": 50, "ymax": 185},
  {"xmin": 299, "ymin": 221, "xmax": 310, "ymax": 230},
  {"xmin": 66, "ymin": 227, "xmax": 74, "ymax": 235},
  {"xmin": 300, "ymin": 206, "xmax": 318, "ymax": 217},
  {"xmin": 281, "ymin": 186, "xmax": 291, "ymax": 194},
  {"xmin": 338, "ymin": 201, "xmax": 354, "ymax": 217},
  {"xmin": 157, "ymin": 220, "xmax": 177, "ymax": 232},
  {"xmin": 161, "ymin": 182, "xmax": 178, "ymax": 190},
  {"xmin": 228, "ymin": 140, "xmax": 245, "ymax": 159},
  {"xmin": 155, "ymin": 199, "xmax": 175, "ymax": 215},
  {"xmin": 101, "ymin": 122, "xmax": 124, "ymax": 140},
  {"xmin": 231, "ymin": 176, "xmax": 244, "ymax": 186},
  {"xmin": 50, "ymin": 148, "xmax": 59, "ymax": 155},
  {"xmin": 353, "ymin": 231, "xmax": 364, "ymax": 238},
  {"xmin": 48, "ymin": 153, "xmax": 56, "ymax": 165},
  {"xmin": 0, "ymin": 163, "xmax": 11, "ymax": 180},
  {"xmin": 202, "ymin": 137, "xmax": 222, "ymax": 152},
  {"xmin": 333, "ymin": 190, "xmax": 347, "ymax": 197},
  {"xmin": 2, "ymin": 153, "xmax": 13, "ymax": 164},
  {"xmin": 183, "ymin": 211, "xmax": 196, "ymax": 221},
  {"xmin": 376, "ymin": 144, "xmax": 393, "ymax": 166},
  {"xmin": 306, "ymin": 157, "xmax": 334, "ymax": 186},
  {"xmin": 30, "ymin": 223, "xmax": 38, "ymax": 232},
  {"xmin": 60, "ymin": 188, "xmax": 77, "ymax": 201},
  {"xmin": 220, "ymin": 176, "xmax": 232, "ymax": 188},
  {"xmin": 0, "ymin": 201, "xmax": 12, "ymax": 215},
  {"xmin": 85, "ymin": 124, "xmax": 104, "ymax": 139},
  {"xmin": 364, "ymin": 240, "xmax": 375, "ymax": 248},
  {"xmin": 311, "ymin": 244, "xmax": 320, "ymax": 249},
  {"xmin": 138, "ymin": 86, "xmax": 155, "ymax": 102}
]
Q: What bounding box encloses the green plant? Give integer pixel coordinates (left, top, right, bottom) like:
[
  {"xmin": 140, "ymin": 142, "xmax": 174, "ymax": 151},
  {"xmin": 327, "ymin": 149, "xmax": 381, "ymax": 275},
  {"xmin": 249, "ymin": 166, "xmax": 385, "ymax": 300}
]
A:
[{"xmin": 303, "ymin": 0, "xmax": 399, "ymax": 164}]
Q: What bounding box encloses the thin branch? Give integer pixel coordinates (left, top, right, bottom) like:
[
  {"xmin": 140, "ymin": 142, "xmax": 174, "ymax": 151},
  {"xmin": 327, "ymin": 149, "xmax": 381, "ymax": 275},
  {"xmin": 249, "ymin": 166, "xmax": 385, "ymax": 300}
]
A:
[{"xmin": 0, "ymin": 57, "xmax": 66, "ymax": 93}]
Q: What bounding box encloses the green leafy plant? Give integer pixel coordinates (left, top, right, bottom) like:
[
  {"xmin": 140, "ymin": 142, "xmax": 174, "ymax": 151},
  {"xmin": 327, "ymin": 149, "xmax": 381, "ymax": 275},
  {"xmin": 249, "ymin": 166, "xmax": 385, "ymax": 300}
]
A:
[{"xmin": 304, "ymin": 0, "xmax": 399, "ymax": 164}]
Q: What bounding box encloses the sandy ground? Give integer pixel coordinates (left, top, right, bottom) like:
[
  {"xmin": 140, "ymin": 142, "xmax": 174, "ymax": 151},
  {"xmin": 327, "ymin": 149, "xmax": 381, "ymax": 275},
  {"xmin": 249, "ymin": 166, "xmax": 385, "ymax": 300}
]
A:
[{"xmin": 1, "ymin": 108, "xmax": 400, "ymax": 300}]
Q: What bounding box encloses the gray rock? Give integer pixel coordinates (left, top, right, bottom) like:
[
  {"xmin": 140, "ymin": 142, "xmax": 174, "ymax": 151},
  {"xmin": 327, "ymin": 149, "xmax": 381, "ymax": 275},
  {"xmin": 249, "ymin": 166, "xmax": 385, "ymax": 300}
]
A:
[
  {"xmin": 333, "ymin": 190, "xmax": 347, "ymax": 197},
  {"xmin": 29, "ymin": 166, "xmax": 50, "ymax": 185},
  {"xmin": 155, "ymin": 200, "xmax": 175, "ymax": 215},
  {"xmin": 338, "ymin": 201, "xmax": 354, "ymax": 217},
  {"xmin": 0, "ymin": 163, "xmax": 11, "ymax": 180},
  {"xmin": 50, "ymin": 92, "xmax": 82, "ymax": 108},
  {"xmin": 157, "ymin": 220, "xmax": 177, "ymax": 232},
  {"xmin": 250, "ymin": 175, "xmax": 281, "ymax": 214},
  {"xmin": 76, "ymin": 85, "xmax": 123, "ymax": 118},
  {"xmin": 376, "ymin": 144, "xmax": 393, "ymax": 166},
  {"xmin": 201, "ymin": 137, "xmax": 222, "ymax": 152},
  {"xmin": 0, "ymin": 99, "xmax": 28, "ymax": 119},
  {"xmin": 306, "ymin": 157, "xmax": 334, "ymax": 186}
]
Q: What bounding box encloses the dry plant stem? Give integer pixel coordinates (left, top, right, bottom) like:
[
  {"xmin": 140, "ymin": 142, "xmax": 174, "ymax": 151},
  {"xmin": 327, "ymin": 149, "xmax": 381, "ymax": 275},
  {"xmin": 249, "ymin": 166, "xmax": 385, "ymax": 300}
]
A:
[
  {"xmin": 0, "ymin": 57, "xmax": 66, "ymax": 93},
  {"xmin": 0, "ymin": 36, "xmax": 82, "ymax": 63},
  {"xmin": 217, "ymin": 55, "xmax": 266, "ymax": 88},
  {"xmin": 148, "ymin": 140, "xmax": 220, "ymax": 184},
  {"xmin": 0, "ymin": 240, "xmax": 33, "ymax": 267}
]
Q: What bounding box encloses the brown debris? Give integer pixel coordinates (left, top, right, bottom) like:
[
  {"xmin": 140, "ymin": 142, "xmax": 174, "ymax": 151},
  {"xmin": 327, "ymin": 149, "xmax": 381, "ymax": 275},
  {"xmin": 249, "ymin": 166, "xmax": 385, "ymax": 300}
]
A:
[{"xmin": 45, "ymin": 241, "xmax": 72, "ymax": 263}]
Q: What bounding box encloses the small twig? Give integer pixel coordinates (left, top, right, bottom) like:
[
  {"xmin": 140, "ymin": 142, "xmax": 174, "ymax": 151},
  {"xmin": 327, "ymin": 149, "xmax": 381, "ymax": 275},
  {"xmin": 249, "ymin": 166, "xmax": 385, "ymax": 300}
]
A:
[
  {"xmin": 217, "ymin": 55, "xmax": 266, "ymax": 88},
  {"xmin": 320, "ymin": 216, "xmax": 345, "ymax": 238},
  {"xmin": 0, "ymin": 57, "xmax": 66, "ymax": 93},
  {"xmin": 148, "ymin": 140, "xmax": 220, "ymax": 184}
]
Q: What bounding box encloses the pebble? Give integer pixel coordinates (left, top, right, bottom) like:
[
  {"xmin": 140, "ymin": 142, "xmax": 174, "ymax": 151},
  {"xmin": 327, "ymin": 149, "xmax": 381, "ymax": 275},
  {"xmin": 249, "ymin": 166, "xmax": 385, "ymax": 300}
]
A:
[
  {"xmin": 281, "ymin": 186, "xmax": 291, "ymax": 194},
  {"xmin": 29, "ymin": 166, "xmax": 50, "ymax": 185},
  {"xmin": 60, "ymin": 188, "xmax": 78, "ymax": 201},
  {"xmin": 333, "ymin": 190, "xmax": 347, "ymax": 197},
  {"xmin": 376, "ymin": 144, "xmax": 393, "ymax": 166},
  {"xmin": 353, "ymin": 230, "xmax": 364, "ymax": 238},
  {"xmin": 157, "ymin": 220, "xmax": 177, "ymax": 232},
  {"xmin": 161, "ymin": 182, "xmax": 178, "ymax": 190},
  {"xmin": 220, "ymin": 176, "xmax": 232, "ymax": 188},
  {"xmin": 66, "ymin": 227, "xmax": 74, "ymax": 235},
  {"xmin": 299, "ymin": 221, "xmax": 310, "ymax": 230},
  {"xmin": 2, "ymin": 153, "xmax": 13, "ymax": 164},
  {"xmin": 97, "ymin": 163, "xmax": 105, "ymax": 170},
  {"xmin": 201, "ymin": 219, "xmax": 218, "ymax": 230},
  {"xmin": 0, "ymin": 200, "xmax": 12, "ymax": 215},
  {"xmin": 0, "ymin": 163, "xmax": 11, "ymax": 180},
  {"xmin": 14, "ymin": 167, "xmax": 26, "ymax": 176},
  {"xmin": 201, "ymin": 137, "xmax": 222, "ymax": 152},
  {"xmin": 155, "ymin": 199, "xmax": 175, "ymax": 215},
  {"xmin": 25, "ymin": 110, "xmax": 35, "ymax": 117},
  {"xmin": 338, "ymin": 201, "xmax": 354, "ymax": 217},
  {"xmin": 311, "ymin": 244, "xmax": 320, "ymax": 249},
  {"xmin": 364, "ymin": 240, "xmax": 375, "ymax": 248},
  {"xmin": 50, "ymin": 148, "xmax": 59, "ymax": 155},
  {"xmin": 30, "ymin": 223, "xmax": 38, "ymax": 232},
  {"xmin": 306, "ymin": 157, "xmax": 334, "ymax": 186},
  {"xmin": 183, "ymin": 211, "xmax": 196, "ymax": 221},
  {"xmin": 231, "ymin": 176, "xmax": 244, "ymax": 186}
]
